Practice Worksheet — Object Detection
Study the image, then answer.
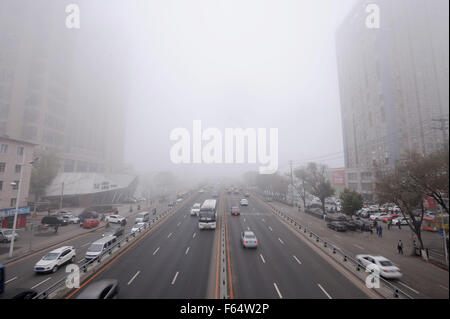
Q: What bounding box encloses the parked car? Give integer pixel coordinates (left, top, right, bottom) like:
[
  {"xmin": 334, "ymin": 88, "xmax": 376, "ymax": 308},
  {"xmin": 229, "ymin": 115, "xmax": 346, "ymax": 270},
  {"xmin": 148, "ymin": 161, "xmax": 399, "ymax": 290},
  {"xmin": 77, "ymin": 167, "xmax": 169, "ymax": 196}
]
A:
[
  {"xmin": 106, "ymin": 215, "xmax": 125, "ymax": 224},
  {"xmin": 102, "ymin": 225, "xmax": 124, "ymax": 237},
  {"xmin": 356, "ymin": 254, "xmax": 402, "ymax": 279},
  {"xmin": 241, "ymin": 231, "xmax": 258, "ymax": 248},
  {"xmin": 78, "ymin": 211, "xmax": 99, "ymax": 223},
  {"xmin": 41, "ymin": 216, "xmax": 68, "ymax": 227},
  {"xmin": 327, "ymin": 221, "xmax": 347, "ymax": 232},
  {"xmin": 76, "ymin": 279, "xmax": 119, "ymax": 299},
  {"xmin": 341, "ymin": 220, "xmax": 358, "ymax": 231},
  {"xmin": 131, "ymin": 222, "xmax": 148, "ymax": 233},
  {"xmin": 392, "ymin": 217, "xmax": 410, "ymax": 226},
  {"xmin": 58, "ymin": 212, "xmax": 80, "ymax": 224},
  {"xmin": 82, "ymin": 219, "xmax": 100, "ymax": 229},
  {"xmin": 0, "ymin": 229, "xmax": 19, "ymax": 243},
  {"xmin": 353, "ymin": 220, "xmax": 373, "ymax": 231},
  {"xmin": 34, "ymin": 246, "xmax": 76, "ymax": 273}
]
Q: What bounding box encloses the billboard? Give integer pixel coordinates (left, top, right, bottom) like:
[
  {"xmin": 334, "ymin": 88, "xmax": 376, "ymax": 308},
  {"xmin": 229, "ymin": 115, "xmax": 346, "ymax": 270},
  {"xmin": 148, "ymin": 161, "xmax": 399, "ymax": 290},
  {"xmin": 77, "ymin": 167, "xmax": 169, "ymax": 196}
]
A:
[{"xmin": 331, "ymin": 170, "xmax": 346, "ymax": 187}]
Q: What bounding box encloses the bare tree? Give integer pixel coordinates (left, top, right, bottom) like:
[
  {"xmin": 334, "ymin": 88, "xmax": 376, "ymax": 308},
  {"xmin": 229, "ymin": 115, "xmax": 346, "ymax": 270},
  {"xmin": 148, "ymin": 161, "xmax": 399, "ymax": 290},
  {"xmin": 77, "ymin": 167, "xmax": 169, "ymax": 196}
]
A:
[
  {"xmin": 294, "ymin": 167, "xmax": 309, "ymax": 212},
  {"xmin": 304, "ymin": 163, "xmax": 335, "ymax": 216}
]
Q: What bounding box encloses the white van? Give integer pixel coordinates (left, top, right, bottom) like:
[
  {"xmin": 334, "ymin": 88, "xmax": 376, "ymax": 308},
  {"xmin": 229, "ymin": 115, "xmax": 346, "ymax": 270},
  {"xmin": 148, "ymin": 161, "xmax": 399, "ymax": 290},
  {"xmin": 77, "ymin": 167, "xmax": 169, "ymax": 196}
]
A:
[
  {"xmin": 85, "ymin": 236, "xmax": 117, "ymax": 261},
  {"xmin": 135, "ymin": 211, "xmax": 150, "ymax": 223}
]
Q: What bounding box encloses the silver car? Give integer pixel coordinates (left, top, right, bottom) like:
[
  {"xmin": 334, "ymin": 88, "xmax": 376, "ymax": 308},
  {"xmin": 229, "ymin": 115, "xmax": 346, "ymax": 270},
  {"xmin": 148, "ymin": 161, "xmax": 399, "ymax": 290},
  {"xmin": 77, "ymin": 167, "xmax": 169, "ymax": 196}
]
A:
[
  {"xmin": 0, "ymin": 229, "xmax": 19, "ymax": 243},
  {"xmin": 241, "ymin": 231, "xmax": 258, "ymax": 248}
]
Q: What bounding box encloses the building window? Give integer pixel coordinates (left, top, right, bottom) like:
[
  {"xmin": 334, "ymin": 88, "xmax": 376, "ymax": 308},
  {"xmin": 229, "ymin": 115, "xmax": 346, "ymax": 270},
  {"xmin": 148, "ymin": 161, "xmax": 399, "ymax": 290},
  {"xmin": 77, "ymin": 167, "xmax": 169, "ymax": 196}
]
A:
[
  {"xmin": 347, "ymin": 172, "xmax": 358, "ymax": 181},
  {"xmin": 0, "ymin": 180, "xmax": 3, "ymax": 191},
  {"xmin": 361, "ymin": 172, "xmax": 372, "ymax": 180},
  {"xmin": 0, "ymin": 144, "xmax": 8, "ymax": 153},
  {"xmin": 361, "ymin": 183, "xmax": 373, "ymax": 192},
  {"xmin": 17, "ymin": 146, "xmax": 24, "ymax": 156},
  {"xmin": 348, "ymin": 183, "xmax": 358, "ymax": 191},
  {"xmin": 64, "ymin": 159, "xmax": 75, "ymax": 172},
  {"xmin": 10, "ymin": 198, "xmax": 17, "ymax": 208},
  {"xmin": 15, "ymin": 164, "xmax": 21, "ymax": 173},
  {"xmin": 12, "ymin": 180, "xmax": 19, "ymax": 190},
  {"xmin": 0, "ymin": 162, "xmax": 5, "ymax": 172}
]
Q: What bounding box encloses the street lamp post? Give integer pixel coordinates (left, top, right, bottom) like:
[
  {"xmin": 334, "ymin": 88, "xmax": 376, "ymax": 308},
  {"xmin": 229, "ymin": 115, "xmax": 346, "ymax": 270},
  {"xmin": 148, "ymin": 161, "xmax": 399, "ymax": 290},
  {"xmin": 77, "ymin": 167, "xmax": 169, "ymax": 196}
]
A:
[{"xmin": 9, "ymin": 152, "xmax": 25, "ymax": 258}]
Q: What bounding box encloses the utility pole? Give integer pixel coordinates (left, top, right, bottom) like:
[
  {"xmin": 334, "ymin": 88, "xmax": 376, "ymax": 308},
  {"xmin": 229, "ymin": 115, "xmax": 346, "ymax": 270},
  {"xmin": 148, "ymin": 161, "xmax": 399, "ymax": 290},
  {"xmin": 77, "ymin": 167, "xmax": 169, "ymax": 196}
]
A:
[
  {"xmin": 59, "ymin": 182, "xmax": 64, "ymax": 210},
  {"xmin": 289, "ymin": 161, "xmax": 294, "ymax": 206}
]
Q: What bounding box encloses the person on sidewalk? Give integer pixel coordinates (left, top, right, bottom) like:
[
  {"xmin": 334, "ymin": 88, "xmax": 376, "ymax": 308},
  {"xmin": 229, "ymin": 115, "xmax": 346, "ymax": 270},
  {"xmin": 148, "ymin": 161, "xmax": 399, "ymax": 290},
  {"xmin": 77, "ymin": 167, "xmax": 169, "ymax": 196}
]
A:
[
  {"xmin": 397, "ymin": 240, "xmax": 403, "ymax": 254},
  {"xmin": 387, "ymin": 219, "xmax": 391, "ymax": 230},
  {"xmin": 398, "ymin": 221, "xmax": 401, "ymax": 230},
  {"xmin": 378, "ymin": 225, "xmax": 383, "ymax": 238}
]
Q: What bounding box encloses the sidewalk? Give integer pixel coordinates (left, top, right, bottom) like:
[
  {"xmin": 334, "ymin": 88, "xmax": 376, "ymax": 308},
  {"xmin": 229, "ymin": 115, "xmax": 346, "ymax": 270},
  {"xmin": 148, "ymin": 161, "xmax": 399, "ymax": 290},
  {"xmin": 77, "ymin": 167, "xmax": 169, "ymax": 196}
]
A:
[
  {"xmin": 0, "ymin": 201, "xmax": 168, "ymax": 265},
  {"xmin": 267, "ymin": 199, "xmax": 449, "ymax": 299}
]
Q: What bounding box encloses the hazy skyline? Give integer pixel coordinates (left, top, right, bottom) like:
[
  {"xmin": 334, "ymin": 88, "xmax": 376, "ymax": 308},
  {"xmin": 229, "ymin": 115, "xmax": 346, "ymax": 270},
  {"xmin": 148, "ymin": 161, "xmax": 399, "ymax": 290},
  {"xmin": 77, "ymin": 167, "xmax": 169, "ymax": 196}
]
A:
[{"xmin": 123, "ymin": 0, "xmax": 358, "ymax": 178}]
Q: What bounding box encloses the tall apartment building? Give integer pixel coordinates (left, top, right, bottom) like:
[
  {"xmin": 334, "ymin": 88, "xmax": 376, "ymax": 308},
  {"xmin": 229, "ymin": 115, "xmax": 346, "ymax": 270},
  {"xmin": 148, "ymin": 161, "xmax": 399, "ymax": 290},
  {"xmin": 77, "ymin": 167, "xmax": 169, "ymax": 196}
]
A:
[
  {"xmin": 0, "ymin": 0, "xmax": 127, "ymax": 175},
  {"xmin": 336, "ymin": 0, "xmax": 449, "ymax": 201}
]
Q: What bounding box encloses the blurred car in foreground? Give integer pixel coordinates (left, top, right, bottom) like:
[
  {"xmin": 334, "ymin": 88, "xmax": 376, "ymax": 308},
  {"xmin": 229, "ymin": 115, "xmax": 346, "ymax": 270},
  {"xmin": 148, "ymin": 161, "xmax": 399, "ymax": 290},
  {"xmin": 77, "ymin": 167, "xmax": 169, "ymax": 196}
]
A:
[{"xmin": 76, "ymin": 279, "xmax": 119, "ymax": 299}]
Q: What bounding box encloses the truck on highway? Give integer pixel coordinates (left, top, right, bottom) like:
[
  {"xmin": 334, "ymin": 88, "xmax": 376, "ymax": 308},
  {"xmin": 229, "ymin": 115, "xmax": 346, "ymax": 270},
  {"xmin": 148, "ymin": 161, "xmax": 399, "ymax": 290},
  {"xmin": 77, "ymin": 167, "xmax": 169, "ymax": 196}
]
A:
[{"xmin": 198, "ymin": 199, "xmax": 217, "ymax": 230}]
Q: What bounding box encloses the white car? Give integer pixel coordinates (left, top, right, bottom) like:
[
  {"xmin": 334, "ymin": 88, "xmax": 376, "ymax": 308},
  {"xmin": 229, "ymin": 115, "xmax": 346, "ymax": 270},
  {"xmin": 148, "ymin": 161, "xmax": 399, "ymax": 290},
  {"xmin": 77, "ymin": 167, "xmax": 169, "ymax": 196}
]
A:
[
  {"xmin": 34, "ymin": 246, "xmax": 76, "ymax": 273},
  {"xmin": 370, "ymin": 213, "xmax": 389, "ymax": 221},
  {"xmin": 59, "ymin": 213, "xmax": 80, "ymax": 224},
  {"xmin": 241, "ymin": 231, "xmax": 258, "ymax": 248},
  {"xmin": 356, "ymin": 254, "xmax": 402, "ymax": 279},
  {"xmin": 191, "ymin": 203, "xmax": 201, "ymax": 216},
  {"xmin": 392, "ymin": 217, "xmax": 410, "ymax": 225},
  {"xmin": 0, "ymin": 229, "xmax": 19, "ymax": 243},
  {"xmin": 240, "ymin": 199, "xmax": 249, "ymax": 206},
  {"xmin": 106, "ymin": 215, "xmax": 125, "ymax": 224},
  {"xmin": 131, "ymin": 222, "xmax": 148, "ymax": 233}
]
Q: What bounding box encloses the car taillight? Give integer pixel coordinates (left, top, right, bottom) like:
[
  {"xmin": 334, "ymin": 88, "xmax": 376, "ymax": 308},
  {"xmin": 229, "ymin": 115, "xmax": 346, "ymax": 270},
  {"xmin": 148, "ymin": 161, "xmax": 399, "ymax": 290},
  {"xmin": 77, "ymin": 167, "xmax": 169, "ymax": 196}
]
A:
[
  {"xmin": 255, "ymin": 240, "xmax": 258, "ymax": 244},
  {"xmin": 244, "ymin": 240, "xmax": 247, "ymax": 244},
  {"xmin": 382, "ymin": 269, "xmax": 389, "ymax": 272}
]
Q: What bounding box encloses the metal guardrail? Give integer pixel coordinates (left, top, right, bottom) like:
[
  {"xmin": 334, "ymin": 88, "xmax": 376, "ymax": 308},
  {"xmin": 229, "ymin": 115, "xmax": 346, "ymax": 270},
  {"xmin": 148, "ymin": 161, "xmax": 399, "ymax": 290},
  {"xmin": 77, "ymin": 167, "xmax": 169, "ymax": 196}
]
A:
[
  {"xmin": 258, "ymin": 196, "xmax": 413, "ymax": 299},
  {"xmin": 32, "ymin": 207, "xmax": 176, "ymax": 299}
]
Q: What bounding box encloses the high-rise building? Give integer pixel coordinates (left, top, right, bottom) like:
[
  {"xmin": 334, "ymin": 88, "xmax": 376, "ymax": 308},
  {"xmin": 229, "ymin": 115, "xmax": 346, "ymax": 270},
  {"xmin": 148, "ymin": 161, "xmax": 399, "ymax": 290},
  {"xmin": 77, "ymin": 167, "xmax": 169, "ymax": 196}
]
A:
[
  {"xmin": 336, "ymin": 0, "xmax": 449, "ymax": 201},
  {"xmin": 0, "ymin": 0, "xmax": 128, "ymax": 174}
]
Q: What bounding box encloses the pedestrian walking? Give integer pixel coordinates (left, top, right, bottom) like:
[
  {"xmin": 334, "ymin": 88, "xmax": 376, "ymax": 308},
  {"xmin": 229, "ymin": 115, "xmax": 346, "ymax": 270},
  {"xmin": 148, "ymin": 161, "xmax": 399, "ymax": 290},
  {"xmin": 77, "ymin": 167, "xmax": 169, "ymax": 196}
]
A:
[
  {"xmin": 398, "ymin": 220, "xmax": 401, "ymax": 230},
  {"xmin": 397, "ymin": 240, "xmax": 403, "ymax": 254},
  {"xmin": 387, "ymin": 219, "xmax": 391, "ymax": 230},
  {"xmin": 378, "ymin": 225, "xmax": 383, "ymax": 238}
]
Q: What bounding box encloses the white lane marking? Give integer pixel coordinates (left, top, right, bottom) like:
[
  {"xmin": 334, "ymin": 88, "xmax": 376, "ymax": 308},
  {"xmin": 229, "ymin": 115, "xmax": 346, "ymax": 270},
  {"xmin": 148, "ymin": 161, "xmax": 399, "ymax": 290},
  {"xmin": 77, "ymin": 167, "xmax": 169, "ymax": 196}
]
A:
[
  {"xmin": 171, "ymin": 271, "xmax": 179, "ymax": 285},
  {"xmin": 333, "ymin": 234, "xmax": 342, "ymax": 239},
  {"xmin": 353, "ymin": 244, "xmax": 365, "ymax": 250},
  {"xmin": 193, "ymin": 232, "xmax": 196, "ymax": 238},
  {"xmin": 127, "ymin": 271, "xmax": 141, "ymax": 285},
  {"xmin": 260, "ymin": 254, "xmax": 266, "ymax": 264},
  {"xmin": 177, "ymin": 222, "xmax": 181, "ymax": 227},
  {"xmin": 398, "ymin": 282, "xmax": 420, "ymax": 295},
  {"xmin": 293, "ymin": 255, "xmax": 302, "ymax": 265},
  {"xmin": 278, "ymin": 238, "xmax": 284, "ymax": 245},
  {"xmin": 31, "ymin": 277, "xmax": 52, "ymax": 289},
  {"xmin": 80, "ymin": 242, "xmax": 91, "ymax": 248},
  {"xmin": 318, "ymin": 284, "xmax": 332, "ymax": 299},
  {"xmin": 247, "ymin": 226, "xmax": 250, "ymax": 231},
  {"xmin": 262, "ymin": 218, "xmax": 265, "ymax": 222},
  {"xmin": 185, "ymin": 246, "xmax": 190, "ymax": 255},
  {"xmin": 5, "ymin": 276, "xmax": 18, "ymax": 284},
  {"xmin": 268, "ymin": 226, "xmax": 273, "ymax": 232},
  {"xmin": 153, "ymin": 247, "xmax": 160, "ymax": 255},
  {"xmin": 184, "ymin": 215, "xmax": 186, "ymax": 218},
  {"xmin": 273, "ymin": 282, "xmax": 283, "ymax": 299},
  {"xmin": 78, "ymin": 258, "xmax": 85, "ymax": 263},
  {"xmin": 167, "ymin": 232, "xmax": 172, "ymax": 238},
  {"xmin": 439, "ymin": 285, "xmax": 449, "ymax": 291},
  {"xmin": 244, "ymin": 218, "xmax": 246, "ymax": 222}
]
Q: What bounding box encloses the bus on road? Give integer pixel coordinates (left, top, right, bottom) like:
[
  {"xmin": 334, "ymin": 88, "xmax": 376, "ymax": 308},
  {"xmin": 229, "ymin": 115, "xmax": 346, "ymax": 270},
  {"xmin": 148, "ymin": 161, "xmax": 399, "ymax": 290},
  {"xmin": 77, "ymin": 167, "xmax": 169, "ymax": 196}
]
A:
[{"xmin": 199, "ymin": 199, "xmax": 217, "ymax": 230}]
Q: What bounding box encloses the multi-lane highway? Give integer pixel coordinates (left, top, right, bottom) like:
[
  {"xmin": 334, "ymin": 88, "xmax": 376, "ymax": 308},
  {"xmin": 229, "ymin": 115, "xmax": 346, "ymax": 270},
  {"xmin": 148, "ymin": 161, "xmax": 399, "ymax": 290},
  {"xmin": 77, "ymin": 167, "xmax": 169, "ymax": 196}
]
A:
[{"xmin": 62, "ymin": 191, "xmax": 374, "ymax": 299}]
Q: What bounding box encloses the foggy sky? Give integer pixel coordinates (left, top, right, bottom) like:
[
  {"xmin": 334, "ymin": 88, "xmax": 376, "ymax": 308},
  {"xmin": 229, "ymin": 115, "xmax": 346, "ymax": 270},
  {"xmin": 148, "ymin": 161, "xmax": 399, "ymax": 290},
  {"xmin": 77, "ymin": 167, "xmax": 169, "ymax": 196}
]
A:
[{"xmin": 123, "ymin": 0, "xmax": 357, "ymax": 180}]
